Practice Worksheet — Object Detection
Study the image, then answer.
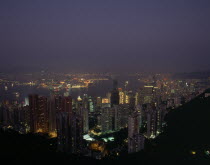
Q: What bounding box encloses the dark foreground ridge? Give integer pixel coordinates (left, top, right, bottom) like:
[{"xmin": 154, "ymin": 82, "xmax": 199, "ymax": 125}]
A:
[{"xmin": 1, "ymin": 89, "xmax": 210, "ymax": 165}]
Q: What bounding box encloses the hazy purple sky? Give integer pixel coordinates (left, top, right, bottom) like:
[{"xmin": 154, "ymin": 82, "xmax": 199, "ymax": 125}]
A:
[{"xmin": 0, "ymin": 0, "xmax": 210, "ymax": 73}]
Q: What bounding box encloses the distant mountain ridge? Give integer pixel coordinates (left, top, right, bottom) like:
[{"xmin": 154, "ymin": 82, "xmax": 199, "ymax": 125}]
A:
[{"xmin": 173, "ymin": 72, "xmax": 210, "ymax": 79}]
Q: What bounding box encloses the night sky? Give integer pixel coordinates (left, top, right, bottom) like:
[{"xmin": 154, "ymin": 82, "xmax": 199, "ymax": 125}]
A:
[{"xmin": 0, "ymin": 0, "xmax": 210, "ymax": 73}]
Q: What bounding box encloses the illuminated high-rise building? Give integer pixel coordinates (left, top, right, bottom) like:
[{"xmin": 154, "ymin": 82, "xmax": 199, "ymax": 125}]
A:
[
  {"xmin": 128, "ymin": 113, "xmax": 140, "ymax": 137},
  {"xmin": 54, "ymin": 95, "xmax": 73, "ymax": 113},
  {"xmin": 88, "ymin": 96, "xmax": 94, "ymax": 113},
  {"xmin": 119, "ymin": 88, "xmax": 125, "ymax": 104},
  {"xmin": 29, "ymin": 95, "xmax": 49, "ymax": 133},
  {"xmin": 71, "ymin": 114, "xmax": 84, "ymax": 153},
  {"xmin": 96, "ymin": 97, "xmax": 102, "ymax": 108},
  {"xmin": 62, "ymin": 96, "xmax": 73, "ymax": 114},
  {"xmin": 138, "ymin": 85, "xmax": 160, "ymax": 105},
  {"xmin": 54, "ymin": 96, "xmax": 63, "ymax": 112},
  {"xmin": 156, "ymin": 104, "xmax": 167, "ymax": 135},
  {"xmin": 144, "ymin": 104, "xmax": 157, "ymax": 139},
  {"xmin": 57, "ymin": 112, "xmax": 83, "ymax": 153},
  {"xmin": 36, "ymin": 96, "xmax": 49, "ymax": 133},
  {"xmin": 48, "ymin": 95, "xmax": 57, "ymax": 135},
  {"xmin": 111, "ymin": 80, "xmax": 119, "ymax": 107},
  {"xmin": 79, "ymin": 108, "xmax": 89, "ymax": 134},
  {"xmin": 29, "ymin": 94, "xmax": 38, "ymax": 133},
  {"xmin": 82, "ymin": 94, "xmax": 89, "ymax": 109},
  {"xmin": 101, "ymin": 107, "xmax": 114, "ymax": 133},
  {"xmin": 114, "ymin": 104, "xmax": 131, "ymax": 131},
  {"xmin": 128, "ymin": 112, "xmax": 145, "ymax": 153},
  {"xmin": 106, "ymin": 92, "xmax": 111, "ymax": 103},
  {"xmin": 101, "ymin": 98, "xmax": 111, "ymax": 108},
  {"xmin": 24, "ymin": 97, "xmax": 29, "ymax": 106},
  {"xmin": 57, "ymin": 112, "xmax": 71, "ymax": 152}
]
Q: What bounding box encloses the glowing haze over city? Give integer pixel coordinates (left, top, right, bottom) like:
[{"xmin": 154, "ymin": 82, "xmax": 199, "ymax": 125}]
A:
[{"xmin": 0, "ymin": 1, "xmax": 210, "ymax": 164}]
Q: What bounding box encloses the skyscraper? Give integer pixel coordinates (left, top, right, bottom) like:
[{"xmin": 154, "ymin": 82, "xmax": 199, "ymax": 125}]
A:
[
  {"xmin": 56, "ymin": 112, "xmax": 71, "ymax": 152},
  {"xmin": 111, "ymin": 80, "xmax": 119, "ymax": 107},
  {"xmin": 114, "ymin": 104, "xmax": 131, "ymax": 131},
  {"xmin": 88, "ymin": 96, "xmax": 94, "ymax": 113},
  {"xmin": 48, "ymin": 95, "xmax": 57, "ymax": 136},
  {"xmin": 71, "ymin": 114, "xmax": 84, "ymax": 154},
  {"xmin": 56, "ymin": 95, "xmax": 84, "ymax": 154},
  {"xmin": 101, "ymin": 107, "xmax": 114, "ymax": 133},
  {"xmin": 79, "ymin": 108, "xmax": 89, "ymax": 134},
  {"xmin": 128, "ymin": 112, "xmax": 145, "ymax": 153},
  {"xmin": 29, "ymin": 95, "xmax": 49, "ymax": 133},
  {"xmin": 144, "ymin": 104, "xmax": 157, "ymax": 139}
]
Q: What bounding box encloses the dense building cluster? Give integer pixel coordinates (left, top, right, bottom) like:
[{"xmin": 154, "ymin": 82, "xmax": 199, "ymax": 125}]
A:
[{"xmin": 0, "ymin": 74, "xmax": 209, "ymax": 159}]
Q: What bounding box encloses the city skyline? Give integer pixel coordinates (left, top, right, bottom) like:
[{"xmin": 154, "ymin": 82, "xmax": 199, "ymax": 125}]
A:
[
  {"xmin": 1, "ymin": 1, "xmax": 210, "ymax": 163},
  {"xmin": 0, "ymin": 70, "xmax": 210, "ymax": 162}
]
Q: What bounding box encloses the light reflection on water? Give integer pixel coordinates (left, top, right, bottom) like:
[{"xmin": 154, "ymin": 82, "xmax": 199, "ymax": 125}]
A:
[
  {"xmin": 0, "ymin": 80, "xmax": 113, "ymax": 103},
  {"xmin": 0, "ymin": 78, "xmax": 143, "ymax": 103}
]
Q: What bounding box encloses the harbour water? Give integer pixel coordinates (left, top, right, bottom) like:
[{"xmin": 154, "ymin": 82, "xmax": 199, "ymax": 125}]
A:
[{"xmin": 0, "ymin": 76, "xmax": 143, "ymax": 103}]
